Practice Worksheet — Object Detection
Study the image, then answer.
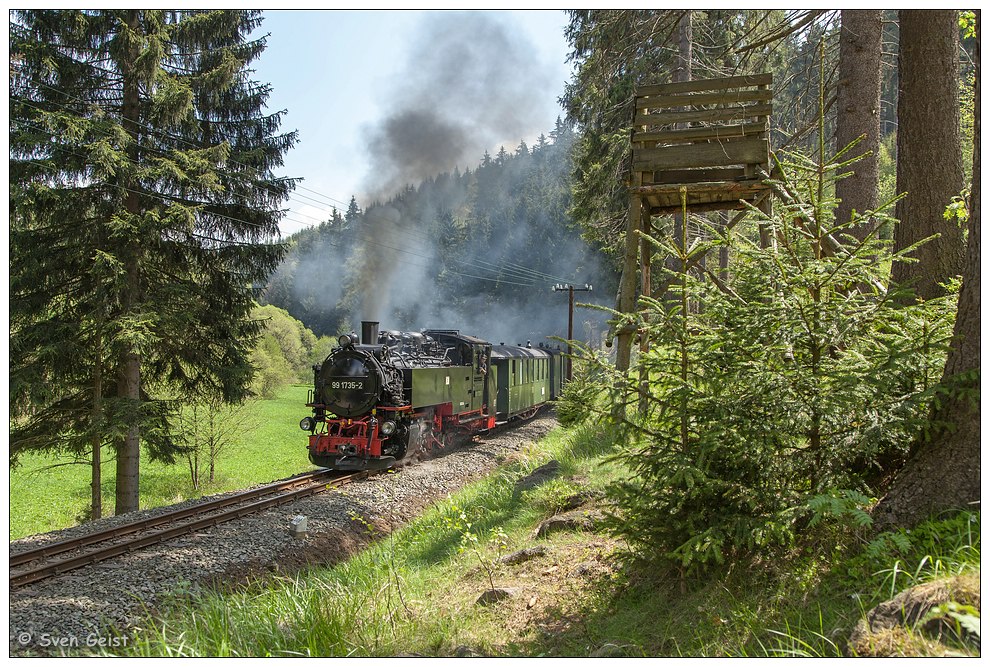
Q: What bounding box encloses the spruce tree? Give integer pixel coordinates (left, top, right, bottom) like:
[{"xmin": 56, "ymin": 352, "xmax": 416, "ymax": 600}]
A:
[{"xmin": 10, "ymin": 10, "xmax": 296, "ymax": 515}]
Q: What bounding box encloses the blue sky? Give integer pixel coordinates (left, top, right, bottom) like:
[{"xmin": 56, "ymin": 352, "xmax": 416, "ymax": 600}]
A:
[{"xmin": 249, "ymin": 10, "xmax": 573, "ymax": 236}]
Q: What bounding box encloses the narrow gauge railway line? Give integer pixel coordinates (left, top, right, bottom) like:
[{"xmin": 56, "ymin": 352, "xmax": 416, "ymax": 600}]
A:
[{"xmin": 9, "ymin": 469, "xmax": 371, "ymax": 588}]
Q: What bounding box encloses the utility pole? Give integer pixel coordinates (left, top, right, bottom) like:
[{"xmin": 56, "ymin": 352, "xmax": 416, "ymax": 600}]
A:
[{"xmin": 552, "ymin": 283, "xmax": 593, "ymax": 381}]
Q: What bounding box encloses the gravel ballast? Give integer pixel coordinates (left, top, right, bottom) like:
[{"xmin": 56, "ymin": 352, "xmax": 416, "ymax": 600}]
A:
[{"xmin": 8, "ymin": 414, "xmax": 557, "ymax": 654}]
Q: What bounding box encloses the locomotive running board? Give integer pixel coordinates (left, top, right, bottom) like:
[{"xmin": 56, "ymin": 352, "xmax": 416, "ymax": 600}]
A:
[{"xmin": 332, "ymin": 455, "xmax": 397, "ymax": 472}]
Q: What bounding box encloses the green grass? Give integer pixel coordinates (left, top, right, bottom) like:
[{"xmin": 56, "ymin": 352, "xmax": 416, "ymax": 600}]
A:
[
  {"xmin": 119, "ymin": 422, "xmax": 617, "ymax": 657},
  {"xmin": 15, "ymin": 397, "xmax": 979, "ymax": 657},
  {"xmin": 114, "ymin": 416, "xmax": 980, "ymax": 658},
  {"xmin": 9, "ymin": 385, "xmax": 317, "ymax": 540}
]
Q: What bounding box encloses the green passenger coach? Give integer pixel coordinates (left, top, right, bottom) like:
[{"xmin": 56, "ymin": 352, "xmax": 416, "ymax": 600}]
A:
[{"xmin": 490, "ymin": 343, "xmax": 563, "ymax": 422}]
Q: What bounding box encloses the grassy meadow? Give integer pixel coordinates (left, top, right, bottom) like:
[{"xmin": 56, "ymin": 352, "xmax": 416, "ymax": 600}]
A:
[{"xmin": 9, "ymin": 385, "xmax": 317, "ymax": 541}]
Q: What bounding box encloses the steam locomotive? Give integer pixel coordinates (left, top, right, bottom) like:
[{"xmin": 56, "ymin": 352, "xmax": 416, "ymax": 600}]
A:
[{"xmin": 299, "ymin": 321, "xmax": 564, "ymax": 471}]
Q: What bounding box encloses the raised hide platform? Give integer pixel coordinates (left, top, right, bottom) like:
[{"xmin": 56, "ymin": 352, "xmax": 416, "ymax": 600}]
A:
[{"xmin": 630, "ymin": 73, "xmax": 773, "ymax": 216}]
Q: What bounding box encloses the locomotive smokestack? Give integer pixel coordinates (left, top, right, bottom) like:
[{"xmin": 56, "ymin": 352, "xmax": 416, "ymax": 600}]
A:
[{"xmin": 361, "ymin": 321, "xmax": 380, "ymax": 345}]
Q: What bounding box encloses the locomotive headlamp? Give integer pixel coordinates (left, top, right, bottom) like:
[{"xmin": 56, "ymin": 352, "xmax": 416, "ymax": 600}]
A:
[
  {"xmin": 380, "ymin": 420, "xmax": 397, "ymax": 436},
  {"xmin": 299, "ymin": 417, "xmax": 315, "ymax": 432},
  {"xmin": 338, "ymin": 333, "xmax": 356, "ymax": 348}
]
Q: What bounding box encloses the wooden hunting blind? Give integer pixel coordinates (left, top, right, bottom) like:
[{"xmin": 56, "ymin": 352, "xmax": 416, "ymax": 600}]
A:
[
  {"xmin": 629, "ymin": 73, "xmax": 773, "ymax": 216},
  {"xmin": 612, "ymin": 73, "xmax": 776, "ymax": 375}
]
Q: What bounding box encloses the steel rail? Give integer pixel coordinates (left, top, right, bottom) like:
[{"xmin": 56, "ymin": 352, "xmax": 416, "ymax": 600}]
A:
[
  {"xmin": 9, "ymin": 470, "xmax": 370, "ymax": 588},
  {"xmin": 9, "ymin": 469, "xmax": 337, "ymax": 569}
]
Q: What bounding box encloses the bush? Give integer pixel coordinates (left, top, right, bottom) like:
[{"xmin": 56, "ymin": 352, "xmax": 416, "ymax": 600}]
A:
[{"xmin": 248, "ymin": 304, "xmax": 330, "ymax": 398}]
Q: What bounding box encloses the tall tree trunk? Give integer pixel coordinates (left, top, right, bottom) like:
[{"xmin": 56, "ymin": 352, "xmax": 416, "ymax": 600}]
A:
[
  {"xmin": 91, "ymin": 325, "xmax": 103, "ymax": 521},
  {"xmin": 115, "ymin": 10, "xmax": 142, "ymax": 515},
  {"xmin": 89, "ymin": 300, "xmax": 103, "ymax": 521},
  {"xmin": 890, "ymin": 10, "xmax": 965, "ymax": 301},
  {"xmin": 835, "ymin": 10, "xmax": 882, "ymax": 238},
  {"xmin": 873, "ymin": 14, "xmax": 980, "ymax": 531},
  {"xmin": 91, "ymin": 439, "xmax": 102, "ymax": 519},
  {"xmin": 674, "ymin": 10, "xmax": 692, "ymax": 83},
  {"xmin": 666, "ymin": 10, "xmax": 693, "ymax": 298}
]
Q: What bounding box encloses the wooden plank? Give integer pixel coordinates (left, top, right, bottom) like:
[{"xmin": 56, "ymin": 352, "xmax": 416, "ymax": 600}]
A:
[
  {"xmin": 632, "ymin": 137, "xmax": 768, "ymax": 171},
  {"xmin": 633, "ymin": 121, "xmax": 767, "ymax": 145},
  {"xmin": 637, "ymin": 186, "xmax": 770, "ymax": 203},
  {"xmin": 633, "ymin": 177, "xmax": 767, "ymax": 192},
  {"xmin": 644, "ymin": 167, "xmax": 748, "ymax": 184},
  {"xmin": 636, "ymin": 183, "xmax": 770, "ymax": 208},
  {"xmin": 636, "ymin": 88, "xmax": 772, "ymax": 111},
  {"xmin": 648, "ymin": 199, "xmax": 762, "ymax": 215},
  {"xmin": 635, "ymin": 103, "xmax": 772, "ymax": 128},
  {"xmin": 636, "ymin": 73, "xmax": 772, "ymax": 97}
]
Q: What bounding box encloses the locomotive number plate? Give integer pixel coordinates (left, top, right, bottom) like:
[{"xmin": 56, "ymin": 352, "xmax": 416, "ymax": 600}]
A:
[{"xmin": 331, "ymin": 378, "xmax": 368, "ymax": 390}]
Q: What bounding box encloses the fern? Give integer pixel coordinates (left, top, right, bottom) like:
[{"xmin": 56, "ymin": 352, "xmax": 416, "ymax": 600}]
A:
[{"xmin": 805, "ymin": 489, "xmax": 874, "ymax": 528}]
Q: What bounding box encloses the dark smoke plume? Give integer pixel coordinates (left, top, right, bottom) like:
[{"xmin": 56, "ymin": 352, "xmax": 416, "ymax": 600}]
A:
[
  {"xmin": 362, "ymin": 12, "xmax": 555, "ymax": 201},
  {"xmin": 283, "ymin": 11, "xmax": 615, "ymax": 346},
  {"xmin": 355, "ymin": 12, "xmax": 561, "ymax": 322}
]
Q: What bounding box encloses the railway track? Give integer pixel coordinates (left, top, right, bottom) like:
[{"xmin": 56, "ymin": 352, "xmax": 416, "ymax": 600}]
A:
[{"xmin": 9, "ymin": 469, "xmax": 371, "ymax": 588}]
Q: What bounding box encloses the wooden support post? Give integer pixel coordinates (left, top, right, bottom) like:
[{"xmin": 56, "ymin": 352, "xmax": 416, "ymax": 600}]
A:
[
  {"xmin": 614, "ymin": 175, "xmax": 642, "ymax": 374},
  {"xmin": 638, "ymin": 209, "xmax": 653, "ymax": 414},
  {"xmin": 567, "ymin": 285, "xmax": 575, "ymax": 382}
]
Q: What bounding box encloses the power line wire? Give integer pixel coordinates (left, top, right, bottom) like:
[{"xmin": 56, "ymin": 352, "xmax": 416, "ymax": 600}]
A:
[
  {"xmin": 13, "ymin": 74, "xmax": 583, "ymax": 287},
  {"xmin": 15, "ymin": 112, "xmax": 569, "ymax": 286}
]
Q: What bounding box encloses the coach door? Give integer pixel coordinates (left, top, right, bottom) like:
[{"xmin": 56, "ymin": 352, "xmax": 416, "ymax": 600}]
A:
[{"xmin": 473, "ymin": 344, "xmax": 491, "ymax": 413}]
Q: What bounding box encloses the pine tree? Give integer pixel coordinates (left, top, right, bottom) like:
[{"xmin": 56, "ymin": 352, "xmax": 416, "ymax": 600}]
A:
[
  {"xmin": 10, "ymin": 10, "xmax": 296, "ymax": 515},
  {"xmin": 873, "ymin": 13, "xmax": 980, "ymax": 530}
]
